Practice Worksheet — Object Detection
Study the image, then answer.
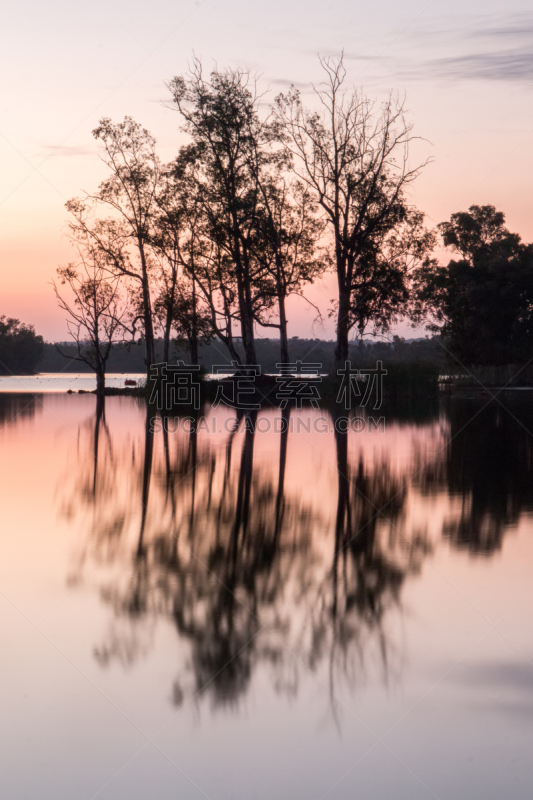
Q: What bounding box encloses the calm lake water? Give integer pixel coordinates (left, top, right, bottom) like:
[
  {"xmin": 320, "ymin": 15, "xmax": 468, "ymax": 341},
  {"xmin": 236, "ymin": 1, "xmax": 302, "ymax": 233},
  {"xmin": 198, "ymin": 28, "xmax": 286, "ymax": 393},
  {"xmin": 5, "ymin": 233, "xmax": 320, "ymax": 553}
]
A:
[
  {"xmin": 1, "ymin": 390, "xmax": 532, "ymax": 799},
  {"xmin": 0, "ymin": 373, "xmax": 145, "ymax": 393}
]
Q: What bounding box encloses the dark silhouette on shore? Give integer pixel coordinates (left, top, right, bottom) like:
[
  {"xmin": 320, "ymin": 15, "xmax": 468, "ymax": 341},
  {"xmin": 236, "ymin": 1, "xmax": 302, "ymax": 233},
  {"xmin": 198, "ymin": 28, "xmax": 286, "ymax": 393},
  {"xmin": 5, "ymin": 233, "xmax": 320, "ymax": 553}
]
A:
[{"xmin": 0, "ymin": 316, "xmax": 43, "ymax": 376}]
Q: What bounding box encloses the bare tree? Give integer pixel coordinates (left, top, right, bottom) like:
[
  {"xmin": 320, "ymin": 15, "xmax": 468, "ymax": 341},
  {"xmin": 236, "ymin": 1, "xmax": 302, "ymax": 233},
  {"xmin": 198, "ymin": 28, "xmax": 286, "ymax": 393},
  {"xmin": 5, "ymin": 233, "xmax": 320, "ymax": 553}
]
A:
[
  {"xmin": 53, "ymin": 250, "xmax": 127, "ymax": 394},
  {"xmin": 273, "ymin": 55, "xmax": 434, "ymax": 370},
  {"xmin": 66, "ymin": 117, "xmax": 161, "ymax": 374}
]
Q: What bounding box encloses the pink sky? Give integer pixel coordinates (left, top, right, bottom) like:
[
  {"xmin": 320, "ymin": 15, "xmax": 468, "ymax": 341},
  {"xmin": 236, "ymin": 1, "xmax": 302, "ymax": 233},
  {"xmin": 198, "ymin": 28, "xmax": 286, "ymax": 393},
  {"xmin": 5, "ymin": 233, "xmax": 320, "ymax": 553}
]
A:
[{"xmin": 2, "ymin": 2, "xmax": 533, "ymax": 341}]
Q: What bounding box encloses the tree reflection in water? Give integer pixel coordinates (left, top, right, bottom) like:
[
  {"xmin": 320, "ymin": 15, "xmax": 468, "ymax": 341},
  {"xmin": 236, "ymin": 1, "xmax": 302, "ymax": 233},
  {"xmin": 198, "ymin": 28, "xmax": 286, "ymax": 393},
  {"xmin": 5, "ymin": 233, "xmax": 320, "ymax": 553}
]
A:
[
  {"xmin": 0, "ymin": 393, "xmax": 38, "ymax": 429},
  {"xmin": 60, "ymin": 400, "xmax": 434, "ymax": 710},
  {"xmin": 417, "ymin": 398, "xmax": 533, "ymax": 555}
]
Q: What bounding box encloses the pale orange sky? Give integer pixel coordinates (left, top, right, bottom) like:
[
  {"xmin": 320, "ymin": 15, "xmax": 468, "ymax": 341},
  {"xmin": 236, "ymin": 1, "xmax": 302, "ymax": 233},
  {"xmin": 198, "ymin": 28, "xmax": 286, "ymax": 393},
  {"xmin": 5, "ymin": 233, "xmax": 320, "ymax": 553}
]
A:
[{"xmin": 2, "ymin": 1, "xmax": 533, "ymax": 341}]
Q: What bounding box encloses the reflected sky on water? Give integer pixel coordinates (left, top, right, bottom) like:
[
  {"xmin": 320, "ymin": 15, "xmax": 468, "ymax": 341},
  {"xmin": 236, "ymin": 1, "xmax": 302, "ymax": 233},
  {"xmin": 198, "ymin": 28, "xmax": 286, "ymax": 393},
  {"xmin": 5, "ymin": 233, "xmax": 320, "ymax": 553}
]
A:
[
  {"xmin": 0, "ymin": 391, "xmax": 532, "ymax": 799},
  {"xmin": 0, "ymin": 373, "xmax": 145, "ymax": 393}
]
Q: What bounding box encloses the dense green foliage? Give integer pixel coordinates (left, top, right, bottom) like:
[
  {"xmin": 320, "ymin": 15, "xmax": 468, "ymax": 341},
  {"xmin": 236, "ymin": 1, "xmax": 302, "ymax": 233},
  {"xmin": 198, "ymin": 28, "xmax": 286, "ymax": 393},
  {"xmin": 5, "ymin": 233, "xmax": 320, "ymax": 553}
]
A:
[{"xmin": 0, "ymin": 317, "xmax": 44, "ymax": 375}]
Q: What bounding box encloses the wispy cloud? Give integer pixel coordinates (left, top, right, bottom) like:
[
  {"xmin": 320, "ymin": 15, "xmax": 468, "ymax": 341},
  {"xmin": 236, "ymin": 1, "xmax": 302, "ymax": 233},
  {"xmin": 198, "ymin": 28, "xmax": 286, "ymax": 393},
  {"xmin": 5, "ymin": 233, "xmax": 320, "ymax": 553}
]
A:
[
  {"xmin": 470, "ymin": 18, "xmax": 533, "ymax": 41},
  {"xmin": 425, "ymin": 49, "xmax": 533, "ymax": 82},
  {"xmin": 268, "ymin": 77, "xmax": 312, "ymax": 90},
  {"xmin": 403, "ymin": 13, "xmax": 533, "ymax": 83},
  {"xmin": 38, "ymin": 144, "xmax": 95, "ymax": 158}
]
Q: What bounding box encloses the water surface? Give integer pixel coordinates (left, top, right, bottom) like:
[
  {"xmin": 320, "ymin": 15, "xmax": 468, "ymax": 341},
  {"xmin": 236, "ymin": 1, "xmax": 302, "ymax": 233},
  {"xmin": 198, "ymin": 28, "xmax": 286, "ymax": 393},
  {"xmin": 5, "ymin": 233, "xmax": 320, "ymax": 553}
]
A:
[
  {"xmin": 0, "ymin": 392, "xmax": 532, "ymax": 799},
  {"xmin": 0, "ymin": 373, "xmax": 145, "ymax": 393}
]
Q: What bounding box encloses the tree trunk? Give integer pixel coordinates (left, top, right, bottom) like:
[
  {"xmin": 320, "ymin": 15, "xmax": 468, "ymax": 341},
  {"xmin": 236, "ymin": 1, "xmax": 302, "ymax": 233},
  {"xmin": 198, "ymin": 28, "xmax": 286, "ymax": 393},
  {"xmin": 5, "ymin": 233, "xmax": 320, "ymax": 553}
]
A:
[
  {"xmin": 236, "ymin": 274, "xmax": 257, "ymax": 367},
  {"xmin": 190, "ymin": 278, "xmax": 199, "ymax": 365},
  {"xmin": 189, "ymin": 336, "xmax": 199, "ymax": 366},
  {"xmin": 163, "ymin": 265, "xmax": 179, "ymax": 364},
  {"xmin": 334, "ymin": 284, "xmax": 350, "ymax": 374},
  {"xmin": 143, "ymin": 288, "xmax": 156, "ymax": 370},
  {"xmin": 235, "ymin": 253, "xmax": 257, "ymax": 367},
  {"xmin": 96, "ymin": 369, "xmax": 106, "ymax": 396},
  {"xmin": 278, "ymin": 292, "xmax": 290, "ymax": 365},
  {"xmin": 138, "ymin": 239, "xmax": 155, "ymax": 372},
  {"xmin": 241, "ymin": 312, "xmax": 257, "ymax": 367},
  {"xmin": 163, "ymin": 302, "xmax": 173, "ymax": 364}
]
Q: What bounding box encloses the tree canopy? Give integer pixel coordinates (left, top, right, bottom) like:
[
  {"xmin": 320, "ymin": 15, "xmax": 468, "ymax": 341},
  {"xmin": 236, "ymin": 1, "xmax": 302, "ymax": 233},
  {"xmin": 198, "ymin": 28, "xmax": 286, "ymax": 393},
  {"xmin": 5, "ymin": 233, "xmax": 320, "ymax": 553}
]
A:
[
  {"xmin": 0, "ymin": 317, "xmax": 44, "ymax": 376},
  {"xmin": 416, "ymin": 205, "xmax": 533, "ymax": 366}
]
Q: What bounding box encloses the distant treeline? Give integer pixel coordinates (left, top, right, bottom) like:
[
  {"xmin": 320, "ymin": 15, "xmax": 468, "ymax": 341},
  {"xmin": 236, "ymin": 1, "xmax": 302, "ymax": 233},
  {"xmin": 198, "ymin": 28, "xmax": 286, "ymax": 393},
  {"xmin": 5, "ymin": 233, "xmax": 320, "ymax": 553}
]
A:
[
  {"xmin": 39, "ymin": 335, "xmax": 446, "ymax": 374},
  {"xmin": 0, "ymin": 317, "xmax": 44, "ymax": 376}
]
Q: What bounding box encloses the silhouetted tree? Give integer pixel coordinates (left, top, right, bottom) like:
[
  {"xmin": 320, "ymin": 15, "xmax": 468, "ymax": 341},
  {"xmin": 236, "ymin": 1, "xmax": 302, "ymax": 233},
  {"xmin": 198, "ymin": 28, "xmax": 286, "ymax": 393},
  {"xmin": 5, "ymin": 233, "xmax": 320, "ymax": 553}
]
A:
[
  {"xmin": 274, "ymin": 55, "xmax": 434, "ymax": 370},
  {"xmin": 152, "ymin": 166, "xmax": 213, "ymax": 364},
  {"xmin": 169, "ymin": 61, "xmax": 272, "ymax": 367},
  {"xmin": 252, "ymin": 173, "xmax": 325, "ymax": 363},
  {"xmin": 53, "ymin": 251, "xmax": 127, "ymax": 394},
  {"xmin": 0, "ymin": 316, "xmax": 43, "ymax": 375},
  {"xmin": 416, "ymin": 205, "xmax": 533, "ymax": 366},
  {"xmin": 67, "ymin": 117, "xmax": 161, "ymax": 373}
]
